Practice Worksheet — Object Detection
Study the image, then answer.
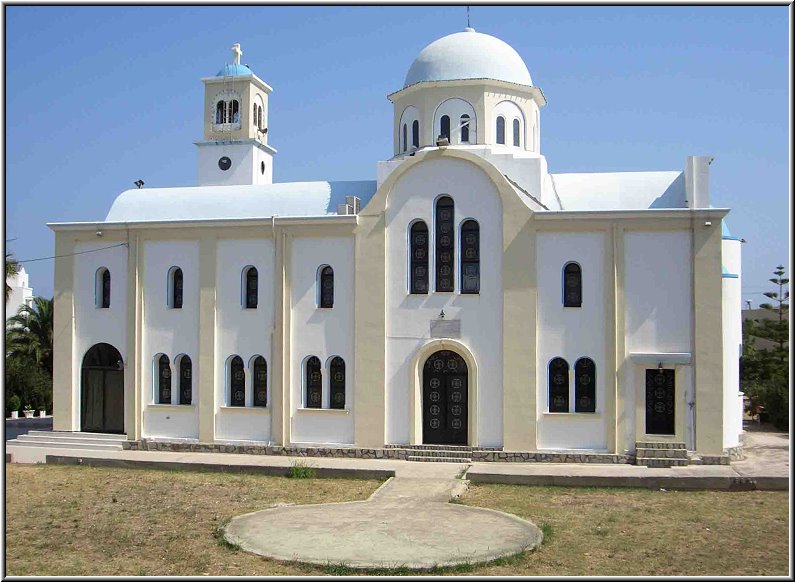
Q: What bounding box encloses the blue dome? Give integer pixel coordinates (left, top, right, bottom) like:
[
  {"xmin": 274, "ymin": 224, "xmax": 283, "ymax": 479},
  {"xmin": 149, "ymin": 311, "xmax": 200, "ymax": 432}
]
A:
[{"xmin": 217, "ymin": 63, "xmax": 254, "ymax": 77}]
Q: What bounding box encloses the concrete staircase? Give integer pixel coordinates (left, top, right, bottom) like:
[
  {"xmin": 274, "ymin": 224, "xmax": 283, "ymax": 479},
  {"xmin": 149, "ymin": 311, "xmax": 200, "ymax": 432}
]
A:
[
  {"xmin": 7, "ymin": 431, "xmax": 126, "ymax": 462},
  {"xmin": 634, "ymin": 441, "xmax": 689, "ymax": 468},
  {"xmin": 385, "ymin": 444, "xmax": 501, "ymax": 463}
]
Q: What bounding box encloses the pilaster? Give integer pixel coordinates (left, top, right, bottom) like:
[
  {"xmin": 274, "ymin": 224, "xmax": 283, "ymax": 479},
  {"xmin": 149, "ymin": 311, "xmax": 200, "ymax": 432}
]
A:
[
  {"xmin": 52, "ymin": 234, "xmax": 76, "ymax": 431},
  {"xmin": 197, "ymin": 235, "xmax": 217, "ymax": 442}
]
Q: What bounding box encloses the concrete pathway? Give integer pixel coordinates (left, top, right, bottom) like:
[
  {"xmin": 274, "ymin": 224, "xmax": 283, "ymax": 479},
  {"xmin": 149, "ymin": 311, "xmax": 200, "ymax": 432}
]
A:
[{"xmin": 223, "ymin": 470, "xmax": 543, "ymax": 569}]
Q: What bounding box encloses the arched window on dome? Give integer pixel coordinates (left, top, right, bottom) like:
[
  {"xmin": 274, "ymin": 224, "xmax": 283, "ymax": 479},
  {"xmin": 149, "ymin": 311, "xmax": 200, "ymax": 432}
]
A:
[
  {"xmin": 513, "ymin": 118, "xmax": 521, "ymax": 147},
  {"xmin": 409, "ymin": 220, "xmax": 429, "ymax": 294},
  {"xmin": 460, "ymin": 115, "xmax": 471, "ymax": 143},
  {"xmin": 412, "ymin": 120, "xmax": 419, "ymax": 148},
  {"xmin": 496, "ymin": 116, "xmax": 506, "ymax": 144},
  {"xmin": 440, "ymin": 115, "xmax": 451, "ymax": 142},
  {"xmin": 402, "ymin": 123, "xmax": 408, "ymax": 152},
  {"xmin": 435, "ymin": 196, "xmax": 454, "ymax": 292},
  {"xmin": 216, "ymin": 101, "xmax": 226, "ymax": 124},
  {"xmin": 548, "ymin": 357, "xmax": 569, "ymax": 413},
  {"xmin": 460, "ymin": 220, "xmax": 479, "ymax": 294}
]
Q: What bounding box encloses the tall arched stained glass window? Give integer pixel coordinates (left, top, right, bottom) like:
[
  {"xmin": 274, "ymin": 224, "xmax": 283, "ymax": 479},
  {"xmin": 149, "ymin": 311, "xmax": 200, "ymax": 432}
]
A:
[
  {"xmin": 513, "ymin": 118, "xmax": 521, "ymax": 147},
  {"xmin": 253, "ymin": 356, "xmax": 267, "ymax": 407},
  {"xmin": 329, "ymin": 357, "xmax": 346, "ymax": 409},
  {"xmin": 244, "ymin": 267, "xmax": 258, "ymax": 309},
  {"xmin": 460, "ymin": 114, "xmax": 470, "ymax": 143},
  {"xmin": 548, "ymin": 357, "xmax": 569, "ymax": 413},
  {"xmin": 412, "ymin": 120, "xmax": 419, "ymax": 148},
  {"xmin": 179, "ymin": 356, "xmax": 192, "ymax": 405},
  {"xmin": 410, "ymin": 221, "xmax": 429, "ymax": 294},
  {"xmin": 402, "ymin": 123, "xmax": 408, "ymax": 152},
  {"xmin": 229, "ymin": 356, "xmax": 245, "ymax": 406},
  {"xmin": 460, "ymin": 220, "xmax": 480, "ymax": 294},
  {"xmin": 435, "ymin": 196, "xmax": 454, "ymax": 292},
  {"xmin": 158, "ymin": 355, "xmax": 171, "ymax": 405},
  {"xmin": 496, "ymin": 116, "xmax": 506, "ymax": 144},
  {"xmin": 96, "ymin": 267, "xmax": 111, "ymax": 309},
  {"xmin": 563, "ymin": 262, "xmax": 582, "ymax": 307},
  {"xmin": 169, "ymin": 267, "xmax": 183, "ymax": 309},
  {"xmin": 305, "ymin": 356, "xmax": 322, "ymax": 408},
  {"xmin": 575, "ymin": 357, "xmax": 596, "ymax": 413},
  {"xmin": 319, "ymin": 266, "xmax": 334, "ymax": 308},
  {"xmin": 440, "ymin": 115, "xmax": 451, "ymax": 141}
]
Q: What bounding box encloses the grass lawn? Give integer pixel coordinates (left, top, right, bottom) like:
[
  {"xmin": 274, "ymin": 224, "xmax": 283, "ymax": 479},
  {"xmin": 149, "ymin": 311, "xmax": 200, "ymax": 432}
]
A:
[{"xmin": 4, "ymin": 465, "xmax": 790, "ymax": 576}]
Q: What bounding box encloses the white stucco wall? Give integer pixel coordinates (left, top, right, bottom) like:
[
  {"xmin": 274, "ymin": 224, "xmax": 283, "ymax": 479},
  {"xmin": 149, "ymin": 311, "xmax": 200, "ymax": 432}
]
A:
[
  {"xmin": 290, "ymin": 236, "xmax": 355, "ymax": 445},
  {"xmin": 535, "ymin": 231, "xmax": 608, "ymax": 450},
  {"xmin": 722, "ymin": 238, "xmax": 743, "ymax": 448},
  {"xmin": 6, "ymin": 266, "xmax": 33, "ymax": 322},
  {"xmin": 72, "ymin": 242, "xmax": 129, "ymax": 431},
  {"xmin": 214, "ymin": 238, "xmax": 275, "ymax": 442},
  {"xmin": 197, "ymin": 142, "xmax": 272, "ymax": 186},
  {"xmin": 141, "ymin": 240, "xmax": 200, "ymax": 439},
  {"xmin": 623, "ymin": 230, "xmax": 693, "ymax": 447},
  {"xmin": 384, "ymin": 156, "xmax": 504, "ymax": 447}
]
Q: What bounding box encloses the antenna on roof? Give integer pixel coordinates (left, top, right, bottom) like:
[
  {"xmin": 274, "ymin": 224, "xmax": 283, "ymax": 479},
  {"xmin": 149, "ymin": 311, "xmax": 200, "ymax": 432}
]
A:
[{"xmin": 467, "ymin": 6, "xmax": 470, "ymax": 28}]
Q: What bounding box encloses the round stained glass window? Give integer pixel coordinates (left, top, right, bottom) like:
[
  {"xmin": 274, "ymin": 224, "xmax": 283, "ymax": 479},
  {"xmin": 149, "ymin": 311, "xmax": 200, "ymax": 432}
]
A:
[
  {"xmin": 430, "ymin": 418, "xmax": 440, "ymax": 429},
  {"xmin": 257, "ymin": 391, "xmax": 267, "ymax": 401},
  {"xmin": 234, "ymin": 390, "xmax": 244, "ymax": 400},
  {"xmin": 429, "ymin": 391, "xmax": 440, "ymax": 402},
  {"xmin": 451, "ymin": 419, "xmax": 462, "ymax": 430},
  {"xmin": 430, "ymin": 404, "xmax": 440, "ymax": 415},
  {"xmin": 430, "ymin": 378, "xmax": 440, "ymax": 389},
  {"xmin": 451, "ymin": 392, "xmax": 462, "ymax": 403},
  {"xmin": 311, "ymin": 392, "xmax": 321, "ymax": 403}
]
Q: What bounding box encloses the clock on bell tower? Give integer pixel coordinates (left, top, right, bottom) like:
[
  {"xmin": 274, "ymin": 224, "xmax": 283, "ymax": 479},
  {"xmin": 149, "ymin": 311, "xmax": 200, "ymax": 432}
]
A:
[{"xmin": 195, "ymin": 43, "xmax": 277, "ymax": 186}]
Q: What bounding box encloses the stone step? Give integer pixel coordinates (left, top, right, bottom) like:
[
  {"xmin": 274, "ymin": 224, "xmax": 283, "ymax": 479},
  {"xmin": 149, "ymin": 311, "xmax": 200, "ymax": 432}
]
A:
[
  {"xmin": 635, "ymin": 447, "xmax": 689, "ymax": 459},
  {"xmin": 385, "ymin": 444, "xmax": 501, "ymax": 452},
  {"xmin": 6, "ymin": 439, "xmax": 123, "ymax": 451},
  {"xmin": 407, "ymin": 455, "xmax": 472, "ymax": 463},
  {"xmin": 635, "ymin": 441, "xmax": 686, "ymax": 450},
  {"xmin": 635, "ymin": 457, "xmax": 689, "ymax": 468},
  {"xmin": 26, "ymin": 430, "xmax": 127, "ymax": 441},
  {"xmin": 398, "ymin": 449, "xmax": 472, "ymax": 459},
  {"xmin": 18, "ymin": 433, "xmax": 127, "ymax": 447}
]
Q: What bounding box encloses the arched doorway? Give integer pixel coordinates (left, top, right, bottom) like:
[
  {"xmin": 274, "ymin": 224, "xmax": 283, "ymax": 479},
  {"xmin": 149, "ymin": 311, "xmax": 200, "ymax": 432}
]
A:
[
  {"xmin": 423, "ymin": 350, "xmax": 468, "ymax": 445},
  {"xmin": 81, "ymin": 343, "xmax": 125, "ymax": 433}
]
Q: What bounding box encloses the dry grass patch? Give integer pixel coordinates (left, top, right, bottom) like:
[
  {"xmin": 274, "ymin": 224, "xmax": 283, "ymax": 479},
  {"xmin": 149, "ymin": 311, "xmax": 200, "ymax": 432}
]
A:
[
  {"xmin": 5, "ymin": 464, "xmax": 381, "ymax": 576},
  {"xmin": 455, "ymin": 484, "xmax": 789, "ymax": 576}
]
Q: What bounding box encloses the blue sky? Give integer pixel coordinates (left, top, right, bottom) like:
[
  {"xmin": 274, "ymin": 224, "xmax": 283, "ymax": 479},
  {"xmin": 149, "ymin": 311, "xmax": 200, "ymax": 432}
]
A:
[{"xmin": 4, "ymin": 5, "xmax": 790, "ymax": 305}]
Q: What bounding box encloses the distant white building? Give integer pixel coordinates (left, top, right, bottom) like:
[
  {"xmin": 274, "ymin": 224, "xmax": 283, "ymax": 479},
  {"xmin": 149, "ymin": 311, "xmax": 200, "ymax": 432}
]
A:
[
  {"xmin": 6, "ymin": 265, "xmax": 33, "ymax": 320},
  {"xmin": 48, "ymin": 31, "xmax": 744, "ymax": 463}
]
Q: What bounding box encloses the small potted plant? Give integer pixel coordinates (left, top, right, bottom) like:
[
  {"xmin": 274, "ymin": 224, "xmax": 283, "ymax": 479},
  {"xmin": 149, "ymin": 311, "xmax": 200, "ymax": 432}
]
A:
[
  {"xmin": 8, "ymin": 395, "xmax": 21, "ymax": 419},
  {"xmin": 39, "ymin": 408, "xmax": 47, "ymax": 418},
  {"xmin": 23, "ymin": 404, "xmax": 35, "ymax": 419}
]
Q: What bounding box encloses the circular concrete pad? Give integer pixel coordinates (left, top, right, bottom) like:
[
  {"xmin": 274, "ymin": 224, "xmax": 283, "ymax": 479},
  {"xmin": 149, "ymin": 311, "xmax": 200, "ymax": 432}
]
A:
[{"xmin": 224, "ymin": 499, "xmax": 542, "ymax": 569}]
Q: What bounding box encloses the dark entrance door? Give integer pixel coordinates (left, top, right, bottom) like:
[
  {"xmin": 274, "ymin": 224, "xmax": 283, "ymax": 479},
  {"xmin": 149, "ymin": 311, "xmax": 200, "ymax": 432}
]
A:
[
  {"xmin": 645, "ymin": 369, "xmax": 675, "ymax": 435},
  {"xmin": 423, "ymin": 350, "xmax": 467, "ymax": 445},
  {"xmin": 81, "ymin": 343, "xmax": 125, "ymax": 434}
]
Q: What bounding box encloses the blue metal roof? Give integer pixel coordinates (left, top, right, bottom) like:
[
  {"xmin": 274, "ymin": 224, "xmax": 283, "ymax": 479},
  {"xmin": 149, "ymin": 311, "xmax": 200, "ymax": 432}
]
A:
[
  {"xmin": 722, "ymin": 219, "xmax": 742, "ymax": 241},
  {"xmin": 217, "ymin": 64, "xmax": 254, "ymax": 77}
]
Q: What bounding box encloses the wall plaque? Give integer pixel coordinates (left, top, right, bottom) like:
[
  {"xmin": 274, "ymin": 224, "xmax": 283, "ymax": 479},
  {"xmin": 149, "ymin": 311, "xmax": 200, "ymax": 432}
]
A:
[{"xmin": 430, "ymin": 319, "xmax": 461, "ymax": 338}]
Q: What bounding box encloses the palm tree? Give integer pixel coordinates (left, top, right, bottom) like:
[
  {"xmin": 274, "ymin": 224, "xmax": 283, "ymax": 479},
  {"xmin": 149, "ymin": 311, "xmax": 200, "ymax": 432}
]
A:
[
  {"xmin": 5, "ymin": 252, "xmax": 20, "ymax": 302},
  {"xmin": 6, "ymin": 296, "xmax": 54, "ymax": 375}
]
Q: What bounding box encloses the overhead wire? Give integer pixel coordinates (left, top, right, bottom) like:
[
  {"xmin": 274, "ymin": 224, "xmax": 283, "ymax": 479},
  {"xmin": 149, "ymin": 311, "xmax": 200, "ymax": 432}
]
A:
[{"xmin": 13, "ymin": 242, "xmax": 128, "ymax": 263}]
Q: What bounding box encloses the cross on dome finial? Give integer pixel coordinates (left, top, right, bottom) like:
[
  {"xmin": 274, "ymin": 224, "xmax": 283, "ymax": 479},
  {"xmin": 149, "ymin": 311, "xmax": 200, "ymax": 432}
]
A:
[{"xmin": 232, "ymin": 43, "xmax": 242, "ymax": 65}]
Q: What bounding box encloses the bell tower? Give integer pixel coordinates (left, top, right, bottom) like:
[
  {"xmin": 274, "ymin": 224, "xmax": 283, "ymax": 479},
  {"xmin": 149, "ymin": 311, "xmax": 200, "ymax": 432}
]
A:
[{"xmin": 196, "ymin": 43, "xmax": 277, "ymax": 186}]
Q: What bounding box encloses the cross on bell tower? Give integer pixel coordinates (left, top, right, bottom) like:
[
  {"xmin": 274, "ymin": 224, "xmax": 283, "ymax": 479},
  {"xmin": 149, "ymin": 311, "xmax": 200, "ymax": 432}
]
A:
[{"xmin": 232, "ymin": 43, "xmax": 242, "ymax": 65}]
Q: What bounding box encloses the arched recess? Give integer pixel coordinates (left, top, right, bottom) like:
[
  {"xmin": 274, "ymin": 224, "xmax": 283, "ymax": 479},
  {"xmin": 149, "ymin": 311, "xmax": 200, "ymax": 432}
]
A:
[
  {"xmin": 408, "ymin": 339, "xmax": 478, "ymax": 446},
  {"xmin": 81, "ymin": 343, "xmax": 124, "ymax": 433},
  {"xmin": 493, "ymin": 100, "xmax": 525, "ymax": 148},
  {"xmin": 398, "ymin": 105, "xmax": 420, "ymax": 154},
  {"xmin": 433, "ymin": 98, "xmax": 477, "ymax": 145}
]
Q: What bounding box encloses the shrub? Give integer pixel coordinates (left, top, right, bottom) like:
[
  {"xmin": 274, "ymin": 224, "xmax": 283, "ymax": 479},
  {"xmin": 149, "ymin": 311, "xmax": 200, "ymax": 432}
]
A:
[
  {"xmin": 7, "ymin": 394, "xmax": 21, "ymax": 416},
  {"xmin": 287, "ymin": 460, "xmax": 316, "ymax": 479}
]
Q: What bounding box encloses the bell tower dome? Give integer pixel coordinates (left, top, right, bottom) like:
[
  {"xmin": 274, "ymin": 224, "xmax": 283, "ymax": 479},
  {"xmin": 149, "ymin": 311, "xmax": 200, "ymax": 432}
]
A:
[{"xmin": 196, "ymin": 43, "xmax": 277, "ymax": 186}]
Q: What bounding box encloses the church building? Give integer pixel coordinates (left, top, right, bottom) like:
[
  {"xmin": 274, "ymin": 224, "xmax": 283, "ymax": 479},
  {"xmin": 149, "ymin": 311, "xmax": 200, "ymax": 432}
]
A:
[{"xmin": 48, "ymin": 29, "xmax": 745, "ymax": 464}]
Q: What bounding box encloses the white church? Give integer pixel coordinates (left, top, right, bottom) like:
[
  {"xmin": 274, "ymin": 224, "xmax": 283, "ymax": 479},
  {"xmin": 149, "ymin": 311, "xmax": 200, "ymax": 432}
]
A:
[{"xmin": 49, "ymin": 28, "xmax": 745, "ymax": 465}]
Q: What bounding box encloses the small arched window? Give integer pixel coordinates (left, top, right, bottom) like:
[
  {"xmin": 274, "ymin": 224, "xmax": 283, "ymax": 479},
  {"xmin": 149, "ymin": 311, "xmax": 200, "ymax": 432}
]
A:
[
  {"xmin": 244, "ymin": 266, "xmax": 258, "ymax": 309},
  {"xmin": 253, "ymin": 103, "xmax": 258, "ymax": 127},
  {"xmin": 169, "ymin": 267, "xmax": 183, "ymax": 309},
  {"xmin": 305, "ymin": 356, "xmax": 322, "ymax": 408},
  {"xmin": 513, "ymin": 118, "xmax": 521, "ymax": 147},
  {"xmin": 496, "ymin": 116, "xmax": 506, "ymax": 144},
  {"xmin": 548, "ymin": 357, "xmax": 569, "ymax": 413},
  {"xmin": 95, "ymin": 267, "xmax": 111, "ymax": 308},
  {"xmin": 319, "ymin": 266, "xmax": 334, "ymax": 308},
  {"xmin": 216, "ymin": 101, "xmax": 226, "ymax": 124},
  {"xmin": 257, "ymin": 105, "xmax": 263, "ymax": 130},
  {"xmin": 575, "ymin": 358, "xmax": 596, "ymax": 413},
  {"xmin": 402, "ymin": 123, "xmax": 408, "ymax": 152},
  {"xmin": 157, "ymin": 354, "xmax": 171, "ymax": 405},
  {"xmin": 229, "ymin": 356, "xmax": 245, "ymax": 406},
  {"xmin": 460, "ymin": 114, "xmax": 470, "ymax": 143},
  {"xmin": 460, "ymin": 220, "xmax": 480, "ymax": 294},
  {"xmin": 563, "ymin": 262, "xmax": 582, "ymax": 307},
  {"xmin": 329, "ymin": 357, "xmax": 346, "ymax": 409},
  {"xmin": 409, "ymin": 221, "xmax": 429, "ymax": 294},
  {"xmin": 412, "ymin": 120, "xmax": 419, "ymax": 148},
  {"xmin": 440, "ymin": 115, "xmax": 451, "ymax": 141},
  {"xmin": 435, "ymin": 196, "xmax": 454, "ymax": 292},
  {"xmin": 253, "ymin": 356, "xmax": 267, "ymax": 407},
  {"xmin": 230, "ymin": 100, "xmax": 240, "ymax": 124},
  {"xmin": 179, "ymin": 355, "xmax": 192, "ymax": 405}
]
